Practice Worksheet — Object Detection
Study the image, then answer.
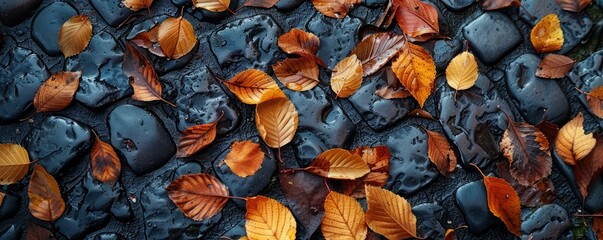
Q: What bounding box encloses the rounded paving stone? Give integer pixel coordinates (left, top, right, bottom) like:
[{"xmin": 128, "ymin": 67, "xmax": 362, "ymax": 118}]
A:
[
  {"xmin": 454, "ymin": 180, "xmax": 498, "ymax": 234},
  {"xmin": 306, "ymin": 12, "xmax": 362, "ymax": 68},
  {"xmin": 0, "ymin": 0, "xmax": 42, "ymax": 27},
  {"xmin": 521, "ymin": 204, "xmax": 571, "ymax": 239},
  {"xmin": 89, "ymin": 0, "xmax": 133, "ymax": 27},
  {"xmin": 0, "ymin": 192, "xmax": 19, "ymax": 221},
  {"xmin": 463, "ymin": 12, "xmax": 522, "ymax": 65},
  {"xmin": 31, "ymin": 1, "xmax": 78, "ymax": 56}
]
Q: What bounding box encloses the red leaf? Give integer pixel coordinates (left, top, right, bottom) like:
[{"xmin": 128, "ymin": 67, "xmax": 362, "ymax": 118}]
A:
[{"xmin": 392, "ymin": 0, "xmax": 439, "ymax": 41}]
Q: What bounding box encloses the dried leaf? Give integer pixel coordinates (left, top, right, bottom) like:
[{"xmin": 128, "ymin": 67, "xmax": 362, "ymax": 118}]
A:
[
  {"xmin": 273, "ymin": 58, "xmax": 320, "ymax": 91},
  {"xmin": 28, "ymin": 164, "xmax": 65, "ymax": 222},
  {"xmin": 573, "ymin": 136, "xmax": 603, "ymax": 199},
  {"xmin": 365, "ymin": 186, "xmax": 417, "ymax": 239},
  {"xmin": 536, "ymin": 54, "xmax": 575, "ymax": 79},
  {"xmin": 481, "ymin": 172, "xmax": 521, "ymax": 237},
  {"xmin": 245, "ymin": 196, "xmax": 297, "ymax": 240},
  {"xmin": 279, "ymin": 171, "xmax": 328, "ymax": 237},
  {"xmin": 311, "ymin": 0, "xmax": 361, "ymax": 19},
  {"xmin": 306, "ymin": 148, "xmax": 370, "ymax": 180},
  {"xmin": 131, "ymin": 26, "xmax": 165, "ymax": 57},
  {"xmin": 446, "ymin": 51, "xmax": 479, "ymax": 91},
  {"xmin": 595, "ymin": 216, "xmax": 603, "ymax": 240},
  {"xmin": 444, "ymin": 229, "xmax": 456, "ymax": 240},
  {"xmin": 122, "ymin": 0, "xmax": 153, "ymax": 11},
  {"xmin": 555, "ymin": 112, "xmax": 596, "ymax": 165},
  {"xmin": 255, "ymin": 90, "xmax": 298, "ymax": 148},
  {"xmin": 0, "ymin": 192, "xmax": 4, "ymax": 206},
  {"xmin": 193, "ymin": 0, "xmax": 232, "ymax": 12},
  {"xmin": 480, "ymin": 0, "xmax": 521, "ymax": 10},
  {"xmin": 177, "ymin": 116, "xmax": 222, "ymax": 158},
  {"xmin": 392, "ymin": 0, "xmax": 439, "ymax": 41},
  {"xmin": 223, "ymin": 140, "xmax": 265, "ymax": 178},
  {"xmin": 392, "ymin": 42, "xmax": 436, "ymax": 107},
  {"xmin": 331, "ymin": 55, "xmax": 363, "ymax": 98},
  {"xmin": 26, "ymin": 222, "xmax": 56, "ymax": 240},
  {"xmin": 556, "ymin": 0, "xmax": 592, "ymax": 12},
  {"xmin": 157, "ymin": 17, "xmax": 196, "ymax": 59},
  {"xmin": 166, "ymin": 173, "xmax": 229, "ymax": 221},
  {"xmin": 321, "ymin": 191, "xmax": 367, "ymax": 240},
  {"xmin": 90, "ymin": 136, "xmax": 121, "ymax": 186},
  {"xmin": 343, "ymin": 146, "xmax": 390, "ymax": 198},
  {"xmin": 424, "ymin": 129, "xmax": 457, "ymax": 176},
  {"xmin": 242, "ymin": 0, "xmax": 279, "ymax": 8},
  {"xmin": 33, "ymin": 71, "xmax": 81, "ymax": 112},
  {"xmin": 586, "ymin": 86, "xmax": 603, "ymax": 119},
  {"xmin": 0, "ymin": 144, "xmax": 30, "ymax": 185},
  {"xmin": 497, "ymin": 162, "xmax": 556, "ymax": 207},
  {"xmin": 277, "ymin": 29, "xmax": 326, "ymax": 67},
  {"xmin": 350, "ymin": 32, "xmax": 406, "ymax": 76},
  {"xmin": 223, "ymin": 69, "xmax": 279, "ymax": 105},
  {"xmin": 536, "ymin": 120, "xmax": 560, "ymax": 143},
  {"xmin": 375, "ymin": 68, "xmax": 412, "ymax": 100},
  {"xmin": 123, "ymin": 43, "xmax": 173, "ymax": 106},
  {"xmin": 59, "ymin": 15, "xmax": 92, "ymax": 58},
  {"xmin": 531, "ymin": 14, "xmax": 564, "ymax": 53}
]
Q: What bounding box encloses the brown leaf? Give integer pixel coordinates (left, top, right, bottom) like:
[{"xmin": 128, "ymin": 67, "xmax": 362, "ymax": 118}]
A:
[
  {"xmin": 223, "ymin": 140, "xmax": 265, "ymax": 178},
  {"xmin": 586, "ymin": 86, "xmax": 603, "ymax": 119},
  {"xmin": 122, "ymin": 0, "xmax": 153, "ymax": 11},
  {"xmin": 446, "ymin": 51, "xmax": 479, "ymax": 91},
  {"xmin": 497, "ymin": 161, "xmax": 556, "ymax": 207},
  {"xmin": 536, "ymin": 120, "xmax": 560, "ymax": 143},
  {"xmin": 311, "ymin": 0, "xmax": 361, "ymax": 19},
  {"xmin": 331, "ymin": 55, "xmax": 363, "ymax": 98},
  {"xmin": 365, "ymin": 185, "xmax": 417, "ymax": 239},
  {"xmin": 350, "ymin": 32, "xmax": 406, "ymax": 76},
  {"xmin": 375, "ymin": 68, "xmax": 411, "ymax": 99},
  {"xmin": 343, "ymin": 146, "xmax": 390, "ymax": 198},
  {"xmin": 131, "ymin": 26, "xmax": 165, "ymax": 57},
  {"xmin": 531, "ymin": 14, "xmax": 564, "ymax": 53},
  {"xmin": 193, "ymin": 0, "xmax": 232, "ymax": 12},
  {"xmin": 166, "ymin": 173, "xmax": 229, "ymax": 221},
  {"xmin": 0, "ymin": 144, "xmax": 30, "ymax": 185},
  {"xmin": 90, "ymin": 136, "xmax": 121, "ymax": 186},
  {"xmin": 595, "ymin": 216, "xmax": 603, "ymax": 240},
  {"xmin": 123, "ymin": 43, "xmax": 173, "ymax": 106},
  {"xmin": 480, "ymin": 0, "xmax": 521, "ymax": 10},
  {"xmin": 536, "ymin": 54, "xmax": 575, "ymax": 79},
  {"xmin": 573, "ymin": 136, "xmax": 603, "ymax": 199},
  {"xmin": 392, "ymin": 0, "xmax": 439, "ymax": 41},
  {"xmin": 273, "ymin": 58, "xmax": 320, "ymax": 91},
  {"xmin": 321, "ymin": 191, "xmax": 367, "ymax": 240},
  {"xmin": 177, "ymin": 115, "xmax": 222, "ymax": 158},
  {"xmin": 306, "ymin": 148, "xmax": 370, "ymax": 180},
  {"xmin": 277, "ymin": 29, "xmax": 326, "ymax": 67},
  {"xmin": 28, "ymin": 164, "xmax": 65, "ymax": 222},
  {"xmin": 33, "ymin": 71, "xmax": 81, "ymax": 112},
  {"xmin": 0, "ymin": 192, "xmax": 4, "ymax": 206},
  {"xmin": 392, "ymin": 42, "xmax": 436, "ymax": 107},
  {"xmin": 242, "ymin": 0, "xmax": 279, "ymax": 8},
  {"xmin": 59, "ymin": 15, "xmax": 92, "ymax": 58},
  {"xmin": 555, "ymin": 112, "xmax": 596, "ymax": 165},
  {"xmin": 407, "ymin": 109, "xmax": 435, "ymax": 120},
  {"xmin": 245, "ymin": 196, "xmax": 297, "ymax": 240},
  {"xmin": 26, "ymin": 222, "xmax": 56, "ymax": 240},
  {"xmin": 157, "ymin": 17, "xmax": 197, "ymax": 59},
  {"xmin": 481, "ymin": 172, "xmax": 522, "ymax": 237},
  {"xmin": 279, "ymin": 171, "xmax": 329, "ymax": 237},
  {"xmin": 255, "ymin": 90, "xmax": 299, "ymax": 148},
  {"xmin": 424, "ymin": 129, "xmax": 458, "ymax": 176},
  {"xmin": 223, "ymin": 69, "xmax": 279, "ymax": 105},
  {"xmin": 556, "ymin": 0, "xmax": 592, "ymax": 12},
  {"xmin": 444, "ymin": 229, "xmax": 456, "ymax": 240}
]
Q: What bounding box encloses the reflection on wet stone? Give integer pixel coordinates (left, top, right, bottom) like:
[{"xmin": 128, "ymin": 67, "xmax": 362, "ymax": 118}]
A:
[
  {"xmin": 31, "ymin": 1, "xmax": 78, "ymax": 56},
  {"xmin": 306, "ymin": 12, "xmax": 362, "ymax": 69},
  {"xmin": 463, "ymin": 12, "xmax": 522, "ymax": 65}
]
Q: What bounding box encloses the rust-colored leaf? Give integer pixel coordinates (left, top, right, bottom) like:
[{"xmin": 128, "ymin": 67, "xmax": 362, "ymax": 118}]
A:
[
  {"xmin": 273, "ymin": 58, "xmax": 320, "ymax": 91},
  {"xmin": 331, "ymin": 55, "xmax": 363, "ymax": 98},
  {"xmin": 122, "ymin": 0, "xmax": 153, "ymax": 11},
  {"xmin": 556, "ymin": 0, "xmax": 592, "ymax": 12},
  {"xmin": 350, "ymin": 32, "xmax": 406, "ymax": 76},
  {"xmin": 392, "ymin": 0, "xmax": 439, "ymax": 41},
  {"xmin": 573, "ymin": 136, "xmax": 603, "ymax": 199},
  {"xmin": 223, "ymin": 140, "xmax": 265, "ymax": 178},
  {"xmin": 446, "ymin": 51, "xmax": 479, "ymax": 91},
  {"xmin": 166, "ymin": 173, "xmax": 230, "ymax": 221},
  {"xmin": 444, "ymin": 229, "xmax": 456, "ymax": 240},
  {"xmin": 392, "ymin": 42, "xmax": 436, "ymax": 107},
  {"xmin": 536, "ymin": 54, "xmax": 575, "ymax": 79},
  {"xmin": 343, "ymin": 146, "xmax": 390, "ymax": 198},
  {"xmin": 33, "ymin": 71, "xmax": 81, "ymax": 113},
  {"xmin": 311, "ymin": 0, "xmax": 361, "ymax": 19},
  {"xmin": 555, "ymin": 112, "xmax": 596, "ymax": 165},
  {"xmin": 480, "ymin": 0, "xmax": 521, "ymax": 10},
  {"xmin": 277, "ymin": 29, "xmax": 326, "ymax": 67},
  {"xmin": 193, "ymin": 0, "xmax": 232, "ymax": 12},
  {"xmin": 321, "ymin": 191, "xmax": 367, "ymax": 240},
  {"xmin": 177, "ymin": 115, "xmax": 222, "ymax": 158},
  {"xmin": 255, "ymin": 90, "xmax": 299, "ymax": 148},
  {"xmin": 531, "ymin": 14, "xmax": 564, "ymax": 53},
  {"xmin": 479, "ymin": 170, "xmax": 521, "ymax": 237},
  {"xmin": 26, "ymin": 221, "xmax": 56, "ymax": 240},
  {"xmin": 424, "ymin": 129, "xmax": 457, "ymax": 176},
  {"xmin": 365, "ymin": 186, "xmax": 417, "ymax": 239},
  {"xmin": 131, "ymin": 26, "xmax": 165, "ymax": 57},
  {"xmin": 306, "ymin": 148, "xmax": 370, "ymax": 180},
  {"xmin": 223, "ymin": 69, "xmax": 279, "ymax": 105},
  {"xmin": 279, "ymin": 170, "xmax": 328, "ymax": 237},
  {"xmin": 497, "ymin": 161, "xmax": 556, "ymax": 207},
  {"xmin": 245, "ymin": 196, "xmax": 297, "ymax": 240},
  {"xmin": 595, "ymin": 216, "xmax": 603, "ymax": 240},
  {"xmin": 90, "ymin": 136, "xmax": 121, "ymax": 186},
  {"xmin": 28, "ymin": 164, "xmax": 65, "ymax": 222},
  {"xmin": 536, "ymin": 120, "xmax": 560, "ymax": 143},
  {"xmin": 586, "ymin": 86, "xmax": 603, "ymax": 119},
  {"xmin": 123, "ymin": 42, "xmax": 173, "ymax": 106},
  {"xmin": 59, "ymin": 15, "xmax": 92, "ymax": 58},
  {"xmin": 375, "ymin": 68, "xmax": 411, "ymax": 99},
  {"xmin": 0, "ymin": 144, "xmax": 30, "ymax": 185},
  {"xmin": 0, "ymin": 192, "xmax": 4, "ymax": 206},
  {"xmin": 157, "ymin": 17, "xmax": 197, "ymax": 59},
  {"xmin": 242, "ymin": 0, "xmax": 279, "ymax": 8}
]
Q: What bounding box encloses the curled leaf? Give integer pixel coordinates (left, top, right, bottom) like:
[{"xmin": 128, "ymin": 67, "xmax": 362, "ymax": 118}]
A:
[
  {"xmin": 573, "ymin": 136, "xmax": 603, "ymax": 199},
  {"xmin": 365, "ymin": 186, "xmax": 417, "ymax": 239},
  {"xmin": 331, "ymin": 54, "xmax": 363, "ymax": 98},
  {"xmin": 555, "ymin": 112, "xmax": 596, "ymax": 165},
  {"xmin": 321, "ymin": 191, "xmax": 367, "ymax": 240},
  {"xmin": 123, "ymin": 43, "xmax": 173, "ymax": 106},
  {"xmin": 343, "ymin": 146, "xmax": 390, "ymax": 198},
  {"xmin": 536, "ymin": 54, "xmax": 575, "ymax": 79},
  {"xmin": 223, "ymin": 69, "xmax": 279, "ymax": 105},
  {"xmin": 273, "ymin": 58, "xmax": 320, "ymax": 91},
  {"xmin": 255, "ymin": 90, "xmax": 298, "ymax": 148},
  {"xmin": 166, "ymin": 173, "xmax": 230, "ymax": 221},
  {"xmin": 424, "ymin": 129, "xmax": 457, "ymax": 176},
  {"xmin": 277, "ymin": 29, "xmax": 326, "ymax": 67},
  {"xmin": 556, "ymin": 0, "xmax": 592, "ymax": 12},
  {"xmin": 531, "ymin": 14, "xmax": 564, "ymax": 53},
  {"xmin": 90, "ymin": 136, "xmax": 121, "ymax": 186},
  {"xmin": 157, "ymin": 17, "xmax": 197, "ymax": 59},
  {"xmin": 193, "ymin": 0, "xmax": 232, "ymax": 12},
  {"xmin": 131, "ymin": 26, "xmax": 165, "ymax": 57},
  {"xmin": 122, "ymin": 0, "xmax": 153, "ymax": 11},
  {"xmin": 311, "ymin": 0, "xmax": 360, "ymax": 19},
  {"xmin": 351, "ymin": 32, "xmax": 406, "ymax": 77},
  {"xmin": 393, "ymin": 0, "xmax": 439, "ymax": 41},
  {"xmin": 392, "ymin": 42, "xmax": 436, "ymax": 107},
  {"xmin": 177, "ymin": 115, "xmax": 222, "ymax": 158},
  {"xmin": 59, "ymin": 15, "xmax": 92, "ymax": 58},
  {"xmin": 28, "ymin": 164, "xmax": 65, "ymax": 222},
  {"xmin": 33, "ymin": 71, "xmax": 81, "ymax": 113},
  {"xmin": 0, "ymin": 144, "xmax": 30, "ymax": 185},
  {"xmin": 245, "ymin": 196, "xmax": 297, "ymax": 240},
  {"xmin": 306, "ymin": 148, "xmax": 370, "ymax": 180},
  {"xmin": 223, "ymin": 140, "xmax": 265, "ymax": 178},
  {"xmin": 482, "ymin": 174, "xmax": 522, "ymax": 237},
  {"xmin": 242, "ymin": 0, "xmax": 279, "ymax": 8},
  {"xmin": 480, "ymin": 0, "xmax": 521, "ymax": 10},
  {"xmin": 446, "ymin": 51, "xmax": 479, "ymax": 91}
]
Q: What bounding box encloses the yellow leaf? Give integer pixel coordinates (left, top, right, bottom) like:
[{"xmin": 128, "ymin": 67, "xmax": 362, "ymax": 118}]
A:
[
  {"xmin": 392, "ymin": 42, "xmax": 436, "ymax": 108},
  {"xmin": 166, "ymin": 173, "xmax": 230, "ymax": 221},
  {"xmin": 0, "ymin": 144, "xmax": 30, "ymax": 185},
  {"xmin": 245, "ymin": 196, "xmax": 296, "ymax": 240},
  {"xmin": 28, "ymin": 164, "xmax": 65, "ymax": 222},
  {"xmin": 59, "ymin": 15, "xmax": 92, "ymax": 58},
  {"xmin": 446, "ymin": 51, "xmax": 479, "ymax": 91},
  {"xmin": 223, "ymin": 140, "xmax": 265, "ymax": 178},
  {"xmin": 321, "ymin": 191, "xmax": 367, "ymax": 240},
  {"xmin": 306, "ymin": 148, "xmax": 370, "ymax": 180},
  {"xmin": 223, "ymin": 69, "xmax": 279, "ymax": 105},
  {"xmin": 273, "ymin": 58, "xmax": 320, "ymax": 91},
  {"xmin": 157, "ymin": 17, "xmax": 197, "ymax": 59},
  {"xmin": 365, "ymin": 186, "xmax": 417, "ymax": 239},
  {"xmin": 331, "ymin": 55, "xmax": 363, "ymax": 98},
  {"xmin": 193, "ymin": 0, "xmax": 232, "ymax": 12},
  {"xmin": 530, "ymin": 14, "xmax": 564, "ymax": 53},
  {"xmin": 255, "ymin": 90, "xmax": 298, "ymax": 148},
  {"xmin": 555, "ymin": 112, "xmax": 596, "ymax": 165}
]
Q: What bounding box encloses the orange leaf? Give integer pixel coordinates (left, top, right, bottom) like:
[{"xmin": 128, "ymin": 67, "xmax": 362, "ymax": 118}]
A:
[
  {"xmin": 306, "ymin": 148, "xmax": 370, "ymax": 180},
  {"xmin": 166, "ymin": 173, "xmax": 230, "ymax": 221},
  {"xmin": 587, "ymin": 86, "xmax": 603, "ymax": 119},
  {"xmin": 351, "ymin": 32, "xmax": 406, "ymax": 77},
  {"xmin": 123, "ymin": 42, "xmax": 173, "ymax": 106},
  {"xmin": 375, "ymin": 68, "xmax": 411, "ymax": 100},
  {"xmin": 59, "ymin": 15, "xmax": 92, "ymax": 58},
  {"xmin": 536, "ymin": 54, "xmax": 575, "ymax": 79},
  {"xmin": 365, "ymin": 186, "xmax": 417, "ymax": 239},
  {"xmin": 311, "ymin": 0, "xmax": 361, "ymax": 19},
  {"xmin": 122, "ymin": 0, "xmax": 153, "ymax": 11},
  {"xmin": 321, "ymin": 191, "xmax": 367, "ymax": 240},
  {"xmin": 223, "ymin": 140, "xmax": 265, "ymax": 178},
  {"xmin": 131, "ymin": 26, "xmax": 165, "ymax": 57},
  {"xmin": 242, "ymin": 0, "xmax": 279, "ymax": 8},
  {"xmin": 343, "ymin": 146, "xmax": 390, "ymax": 198},
  {"xmin": 33, "ymin": 71, "xmax": 81, "ymax": 113},
  {"xmin": 176, "ymin": 115, "xmax": 222, "ymax": 157},
  {"xmin": 255, "ymin": 90, "xmax": 299, "ymax": 148},
  {"xmin": 0, "ymin": 144, "xmax": 30, "ymax": 185},
  {"xmin": 157, "ymin": 17, "xmax": 197, "ymax": 59},
  {"xmin": 446, "ymin": 51, "xmax": 479, "ymax": 91},
  {"xmin": 392, "ymin": 0, "xmax": 439, "ymax": 41},
  {"xmin": 28, "ymin": 164, "xmax": 65, "ymax": 222},
  {"xmin": 531, "ymin": 14, "xmax": 564, "ymax": 53},
  {"xmin": 391, "ymin": 42, "xmax": 436, "ymax": 108},
  {"xmin": 277, "ymin": 29, "xmax": 326, "ymax": 67},
  {"xmin": 444, "ymin": 229, "xmax": 456, "ymax": 240},
  {"xmin": 331, "ymin": 55, "xmax": 363, "ymax": 98},
  {"xmin": 245, "ymin": 196, "xmax": 297, "ymax": 240},
  {"xmin": 223, "ymin": 69, "xmax": 279, "ymax": 105},
  {"xmin": 573, "ymin": 136, "xmax": 603, "ymax": 199},
  {"xmin": 480, "ymin": 0, "xmax": 521, "ymax": 10},
  {"xmin": 193, "ymin": 0, "xmax": 232, "ymax": 12},
  {"xmin": 483, "ymin": 175, "xmax": 522, "ymax": 236},
  {"xmin": 497, "ymin": 160, "xmax": 556, "ymax": 208},
  {"xmin": 0, "ymin": 192, "xmax": 4, "ymax": 206},
  {"xmin": 424, "ymin": 129, "xmax": 457, "ymax": 176},
  {"xmin": 90, "ymin": 136, "xmax": 121, "ymax": 186},
  {"xmin": 595, "ymin": 216, "xmax": 603, "ymax": 240},
  {"xmin": 556, "ymin": 0, "xmax": 592, "ymax": 12},
  {"xmin": 273, "ymin": 58, "xmax": 320, "ymax": 91},
  {"xmin": 555, "ymin": 112, "xmax": 596, "ymax": 165}
]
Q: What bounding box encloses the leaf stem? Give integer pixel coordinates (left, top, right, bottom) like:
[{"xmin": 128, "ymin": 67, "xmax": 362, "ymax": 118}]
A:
[
  {"xmin": 160, "ymin": 98, "xmax": 177, "ymax": 107},
  {"xmin": 469, "ymin": 163, "xmax": 486, "ymax": 178},
  {"xmin": 323, "ymin": 177, "xmax": 331, "ymax": 192},
  {"xmin": 277, "ymin": 147, "xmax": 283, "ymax": 163},
  {"xmin": 226, "ymin": 7, "xmax": 236, "ymax": 15}
]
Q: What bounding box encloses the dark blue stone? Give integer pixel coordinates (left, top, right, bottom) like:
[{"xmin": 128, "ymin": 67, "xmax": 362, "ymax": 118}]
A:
[
  {"xmin": 521, "ymin": 204, "xmax": 571, "ymax": 239},
  {"xmin": 463, "ymin": 12, "xmax": 522, "ymax": 65},
  {"xmin": 455, "ymin": 180, "xmax": 498, "ymax": 234},
  {"xmin": 0, "ymin": 0, "xmax": 42, "ymax": 27},
  {"xmin": 31, "ymin": 1, "xmax": 78, "ymax": 56}
]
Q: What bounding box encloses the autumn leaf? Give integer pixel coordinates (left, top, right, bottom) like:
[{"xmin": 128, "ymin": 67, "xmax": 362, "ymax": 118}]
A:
[
  {"xmin": 444, "ymin": 229, "xmax": 456, "ymax": 240},
  {"xmin": 330, "ymin": 55, "xmax": 363, "ymax": 98},
  {"xmin": 343, "ymin": 146, "xmax": 390, "ymax": 198},
  {"xmin": 176, "ymin": 114, "xmax": 222, "ymax": 158},
  {"xmin": 167, "ymin": 173, "xmax": 229, "ymax": 221},
  {"xmin": 350, "ymin": 32, "xmax": 406, "ymax": 77},
  {"xmin": 531, "ymin": 14, "xmax": 564, "ymax": 53},
  {"xmin": 555, "ymin": 112, "xmax": 596, "ymax": 165},
  {"xmin": 536, "ymin": 120, "xmax": 560, "ymax": 143},
  {"xmin": 255, "ymin": 90, "xmax": 299, "ymax": 148},
  {"xmin": 321, "ymin": 191, "xmax": 367, "ymax": 240},
  {"xmin": 131, "ymin": 26, "xmax": 165, "ymax": 57},
  {"xmin": 26, "ymin": 222, "xmax": 56, "ymax": 240},
  {"xmin": 277, "ymin": 29, "xmax": 326, "ymax": 67},
  {"xmin": 245, "ymin": 196, "xmax": 297, "ymax": 240},
  {"xmin": 475, "ymin": 166, "xmax": 521, "ymax": 237},
  {"xmin": 446, "ymin": 50, "xmax": 479, "ymax": 93},
  {"xmin": 59, "ymin": 15, "xmax": 92, "ymax": 58},
  {"xmin": 480, "ymin": 0, "xmax": 521, "ymax": 10},
  {"xmin": 90, "ymin": 136, "xmax": 121, "ymax": 186},
  {"xmin": 375, "ymin": 69, "xmax": 411, "ymax": 99},
  {"xmin": 279, "ymin": 170, "xmax": 329, "ymax": 237},
  {"xmin": 306, "ymin": 148, "xmax": 370, "ymax": 180},
  {"xmin": 222, "ymin": 69, "xmax": 279, "ymax": 105},
  {"xmin": 392, "ymin": 0, "xmax": 439, "ymax": 41},
  {"xmin": 0, "ymin": 144, "xmax": 30, "ymax": 185},
  {"xmin": 0, "ymin": 192, "xmax": 4, "ymax": 205},
  {"xmin": 536, "ymin": 54, "xmax": 575, "ymax": 79},
  {"xmin": 33, "ymin": 71, "xmax": 81, "ymax": 113},
  {"xmin": 365, "ymin": 186, "xmax": 417, "ymax": 239},
  {"xmin": 157, "ymin": 16, "xmax": 197, "ymax": 59},
  {"xmin": 584, "ymin": 86, "xmax": 603, "ymax": 119},
  {"xmin": 311, "ymin": 0, "xmax": 360, "ymax": 19},
  {"xmin": 122, "ymin": 0, "xmax": 153, "ymax": 11},
  {"xmin": 193, "ymin": 0, "xmax": 233, "ymax": 13},
  {"xmin": 28, "ymin": 164, "xmax": 65, "ymax": 222},
  {"xmin": 123, "ymin": 42, "xmax": 174, "ymax": 106},
  {"xmin": 273, "ymin": 58, "xmax": 320, "ymax": 91},
  {"xmin": 242, "ymin": 0, "xmax": 279, "ymax": 8},
  {"xmin": 556, "ymin": 0, "xmax": 592, "ymax": 12},
  {"xmin": 392, "ymin": 42, "xmax": 436, "ymax": 107},
  {"xmin": 594, "ymin": 216, "xmax": 603, "ymax": 239},
  {"xmin": 573, "ymin": 136, "xmax": 603, "ymax": 199},
  {"xmin": 424, "ymin": 129, "xmax": 457, "ymax": 176},
  {"xmin": 223, "ymin": 140, "xmax": 265, "ymax": 178},
  {"xmin": 497, "ymin": 161, "xmax": 556, "ymax": 207}
]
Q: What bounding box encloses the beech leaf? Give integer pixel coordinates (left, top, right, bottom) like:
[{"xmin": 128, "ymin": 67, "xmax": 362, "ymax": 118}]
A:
[
  {"xmin": 555, "ymin": 112, "xmax": 596, "ymax": 165},
  {"xmin": 311, "ymin": 0, "xmax": 360, "ymax": 19},
  {"xmin": 0, "ymin": 144, "xmax": 30, "ymax": 185},
  {"xmin": 28, "ymin": 164, "xmax": 65, "ymax": 222},
  {"xmin": 273, "ymin": 58, "xmax": 320, "ymax": 91},
  {"xmin": 157, "ymin": 16, "xmax": 197, "ymax": 59},
  {"xmin": 193, "ymin": 0, "xmax": 232, "ymax": 12},
  {"xmin": 59, "ymin": 15, "xmax": 92, "ymax": 58},
  {"xmin": 343, "ymin": 146, "xmax": 390, "ymax": 198},
  {"xmin": 26, "ymin": 221, "xmax": 56, "ymax": 240},
  {"xmin": 424, "ymin": 129, "xmax": 458, "ymax": 176},
  {"xmin": 392, "ymin": 42, "xmax": 436, "ymax": 107},
  {"xmin": 245, "ymin": 196, "xmax": 297, "ymax": 240},
  {"xmin": 279, "ymin": 170, "xmax": 329, "ymax": 237},
  {"xmin": 131, "ymin": 26, "xmax": 165, "ymax": 57},
  {"xmin": 306, "ymin": 148, "xmax": 370, "ymax": 180},
  {"xmin": 365, "ymin": 186, "xmax": 417, "ymax": 239},
  {"xmin": 223, "ymin": 69, "xmax": 279, "ymax": 105},
  {"xmin": 556, "ymin": 0, "xmax": 592, "ymax": 12},
  {"xmin": 481, "ymin": 173, "xmax": 522, "ymax": 237},
  {"xmin": 573, "ymin": 136, "xmax": 603, "ymax": 199},
  {"xmin": 446, "ymin": 51, "xmax": 479, "ymax": 91},
  {"xmin": 480, "ymin": 0, "xmax": 521, "ymax": 10},
  {"xmin": 177, "ymin": 115, "xmax": 222, "ymax": 158},
  {"xmin": 392, "ymin": 0, "xmax": 439, "ymax": 41},
  {"xmin": 90, "ymin": 136, "xmax": 121, "ymax": 186},
  {"xmin": 375, "ymin": 68, "xmax": 411, "ymax": 99},
  {"xmin": 33, "ymin": 71, "xmax": 81, "ymax": 113},
  {"xmin": 0, "ymin": 192, "xmax": 4, "ymax": 206},
  {"xmin": 584, "ymin": 86, "xmax": 603, "ymax": 119},
  {"xmin": 255, "ymin": 90, "xmax": 299, "ymax": 148},
  {"xmin": 123, "ymin": 43, "xmax": 174, "ymax": 106},
  {"xmin": 223, "ymin": 140, "xmax": 265, "ymax": 178},
  {"xmin": 166, "ymin": 173, "xmax": 230, "ymax": 221},
  {"xmin": 350, "ymin": 32, "xmax": 406, "ymax": 77},
  {"xmin": 531, "ymin": 14, "xmax": 564, "ymax": 53},
  {"xmin": 497, "ymin": 161, "xmax": 556, "ymax": 207},
  {"xmin": 536, "ymin": 54, "xmax": 575, "ymax": 79},
  {"xmin": 330, "ymin": 54, "xmax": 363, "ymax": 98},
  {"xmin": 277, "ymin": 29, "xmax": 327, "ymax": 67},
  {"xmin": 536, "ymin": 120, "xmax": 560, "ymax": 144},
  {"xmin": 321, "ymin": 191, "xmax": 367, "ymax": 240},
  {"xmin": 122, "ymin": 0, "xmax": 153, "ymax": 11},
  {"xmin": 242, "ymin": 0, "xmax": 279, "ymax": 8}
]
